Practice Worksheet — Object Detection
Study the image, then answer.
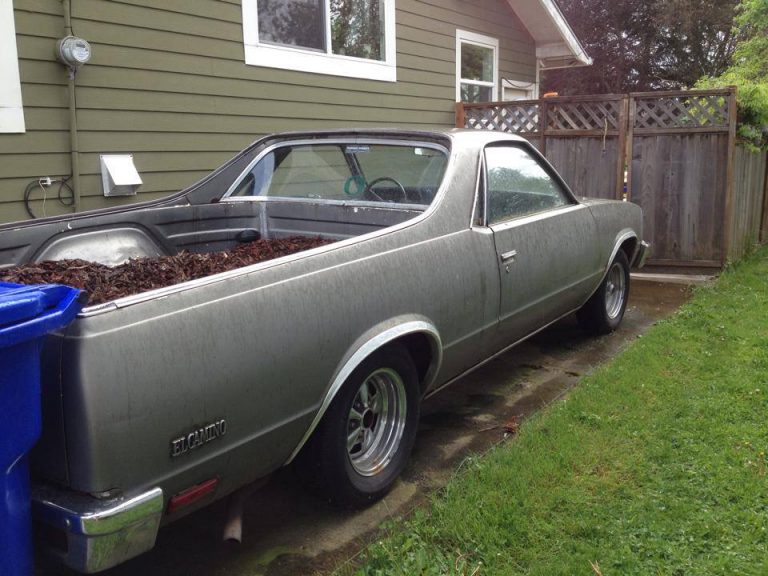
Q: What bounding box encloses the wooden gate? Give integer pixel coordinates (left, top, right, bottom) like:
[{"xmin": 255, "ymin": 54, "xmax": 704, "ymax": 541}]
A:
[
  {"xmin": 628, "ymin": 90, "xmax": 734, "ymax": 267},
  {"xmin": 457, "ymin": 88, "xmax": 768, "ymax": 268}
]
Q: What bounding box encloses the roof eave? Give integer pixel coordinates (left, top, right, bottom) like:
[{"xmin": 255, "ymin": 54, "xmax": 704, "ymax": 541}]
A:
[
  {"xmin": 506, "ymin": 0, "xmax": 592, "ymax": 68},
  {"xmin": 536, "ymin": 43, "xmax": 593, "ymax": 69}
]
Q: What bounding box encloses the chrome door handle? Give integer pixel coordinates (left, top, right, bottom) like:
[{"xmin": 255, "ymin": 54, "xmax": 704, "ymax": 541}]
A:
[
  {"xmin": 500, "ymin": 250, "xmax": 518, "ymax": 263},
  {"xmin": 500, "ymin": 250, "xmax": 517, "ymax": 273}
]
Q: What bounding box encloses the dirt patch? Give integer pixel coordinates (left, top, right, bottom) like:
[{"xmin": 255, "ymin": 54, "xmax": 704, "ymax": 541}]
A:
[{"xmin": 0, "ymin": 237, "xmax": 333, "ymax": 305}]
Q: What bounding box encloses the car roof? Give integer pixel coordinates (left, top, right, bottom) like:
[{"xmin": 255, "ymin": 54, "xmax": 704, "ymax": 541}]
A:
[{"xmin": 258, "ymin": 127, "xmax": 528, "ymax": 147}]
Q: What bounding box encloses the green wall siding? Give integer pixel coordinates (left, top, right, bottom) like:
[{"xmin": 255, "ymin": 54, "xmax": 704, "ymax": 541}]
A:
[{"xmin": 2, "ymin": 0, "xmax": 535, "ymax": 223}]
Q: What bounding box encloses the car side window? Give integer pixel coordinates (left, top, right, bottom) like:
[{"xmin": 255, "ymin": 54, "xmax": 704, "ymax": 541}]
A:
[{"xmin": 485, "ymin": 145, "xmax": 571, "ymax": 225}]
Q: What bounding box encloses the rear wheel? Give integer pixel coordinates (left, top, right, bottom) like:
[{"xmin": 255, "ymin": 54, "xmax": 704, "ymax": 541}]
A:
[
  {"xmin": 295, "ymin": 344, "xmax": 420, "ymax": 507},
  {"xmin": 577, "ymin": 250, "xmax": 630, "ymax": 335}
]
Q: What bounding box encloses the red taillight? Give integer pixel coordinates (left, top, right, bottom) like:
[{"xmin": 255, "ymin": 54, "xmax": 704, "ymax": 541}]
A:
[{"xmin": 167, "ymin": 478, "xmax": 219, "ymax": 515}]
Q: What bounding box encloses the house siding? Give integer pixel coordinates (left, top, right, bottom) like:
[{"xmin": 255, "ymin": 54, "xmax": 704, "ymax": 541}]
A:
[{"xmin": 2, "ymin": 0, "xmax": 535, "ymax": 223}]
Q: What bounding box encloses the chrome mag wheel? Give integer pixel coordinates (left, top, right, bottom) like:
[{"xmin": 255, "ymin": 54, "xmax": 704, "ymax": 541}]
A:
[
  {"xmin": 293, "ymin": 344, "xmax": 419, "ymax": 506},
  {"xmin": 346, "ymin": 367, "xmax": 407, "ymax": 477},
  {"xmin": 604, "ymin": 260, "xmax": 627, "ymax": 320}
]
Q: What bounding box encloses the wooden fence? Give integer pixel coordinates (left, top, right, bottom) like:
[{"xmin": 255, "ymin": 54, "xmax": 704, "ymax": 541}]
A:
[{"xmin": 457, "ymin": 88, "xmax": 768, "ymax": 268}]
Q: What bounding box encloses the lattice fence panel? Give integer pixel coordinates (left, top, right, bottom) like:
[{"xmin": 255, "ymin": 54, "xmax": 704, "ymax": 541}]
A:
[
  {"xmin": 546, "ymin": 100, "xmax": 622, "ymax": 131},
  {"xmin": 465, "ymin": 104, "xmax": 540, "ymax": 133},
  {"xmin": 634, "ymin": 94, "xmax": 730, "ymax": 130}
]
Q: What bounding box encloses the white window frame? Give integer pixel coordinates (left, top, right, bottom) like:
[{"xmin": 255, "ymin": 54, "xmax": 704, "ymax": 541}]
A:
[
  {"xmin": 456, "ymin": 30, "xmax": 499, "ymax": 103},
  {"xmin": 0, "ymin": 0, "xmax": 25, "ymax": 133},
  {"xmin": 502, "ymin": 78, "xmax": 538, "ymax": 101},
  {"xmin": 242, "ymin": 0, "xmax": 397, "ymax": 82}
]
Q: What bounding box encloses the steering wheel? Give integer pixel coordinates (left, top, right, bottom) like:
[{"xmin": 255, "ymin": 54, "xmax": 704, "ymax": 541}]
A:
[{"xmin": 364, "ymin": 176, "xmax": 408, "ymax": 203}]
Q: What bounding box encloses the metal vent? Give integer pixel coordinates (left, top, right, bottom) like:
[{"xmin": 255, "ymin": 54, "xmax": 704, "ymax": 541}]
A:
[{"xmin": 100, "ymin": 154, "xmax": 142, "ymax": 197}]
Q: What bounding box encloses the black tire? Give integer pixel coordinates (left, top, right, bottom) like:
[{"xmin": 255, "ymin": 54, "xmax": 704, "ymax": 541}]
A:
[
  {"xmin": 294, "ymin": 344, "xmax": 420, "ymax": 508},
  {"xmin": 577, "ymin": 250, "xmax": 630, "ymax": 335}
]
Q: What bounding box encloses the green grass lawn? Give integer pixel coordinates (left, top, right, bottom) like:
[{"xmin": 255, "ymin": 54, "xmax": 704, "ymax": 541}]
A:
[{"xmin": 348, "ymin": 247, "xmax": 768, "ymax": 576}]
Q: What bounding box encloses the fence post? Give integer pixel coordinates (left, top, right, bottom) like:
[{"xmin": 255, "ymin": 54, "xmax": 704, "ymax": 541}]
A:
[
  {"xmin": 723, "ymin": 86, "xmax": 738, "ymax": 263},
  {"xmin": 625, "ymin": 95, "xmax": 636, "ymax": 201},
  {"xmin": 616, "ymin": 96, "xmax": 629, "ymax": 200},
  {"xmin": 539, "ymin": 100, "xmax": 547, "ymax": 156},
  {"xmin": 455, "ymin": 102, "xmax": 466, "ymax": 128}
]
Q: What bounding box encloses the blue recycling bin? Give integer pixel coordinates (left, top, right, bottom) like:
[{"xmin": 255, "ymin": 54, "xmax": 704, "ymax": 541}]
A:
[{"xmin": 0, "ymin": 282, "xmax": 84, "ymax": 576}]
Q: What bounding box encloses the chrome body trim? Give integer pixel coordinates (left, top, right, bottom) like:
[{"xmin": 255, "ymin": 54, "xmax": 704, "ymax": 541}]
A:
[
  {"xmin": 500, "ymin": 249, "xmax": 518, "ymax": 263},
  {"xmin": 489, "ymin": 203, "xmax": 584, "ymax": 232},
  {"xmin": 606, "ymin": 229, "xmax": 637, "ymax": 272},
  {"xmin": 573, "ymin": 229, "xmax": 637, "ymax": 307},
  {"xmin": 633, "ymin": 240, "xmax": 651, "ymax": 268},
  {"xmin": 32, "ymin": 486, "xmax": 163, "ymax": 573},
  {"xmin": 285, "ymin": 320, "xmax": 442, "ymax": 464}
]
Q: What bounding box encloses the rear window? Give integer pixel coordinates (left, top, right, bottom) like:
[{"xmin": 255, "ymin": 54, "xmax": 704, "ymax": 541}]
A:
[{"xmin": 225, "ymin": 142, "xmax": 448, "ymax": 206}]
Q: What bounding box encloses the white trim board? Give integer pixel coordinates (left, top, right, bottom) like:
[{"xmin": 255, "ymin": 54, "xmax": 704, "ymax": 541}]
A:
[
  {"xmin": 455, "ymin": 30, "xmax": 499, "ymax": 102},
  {"xmin": 241, "ymin": 0, "xmax": 397, "ymax": 82},
  {"xmin": 0, "ymin": 0, "xmax": 25, "ymax": 133}
]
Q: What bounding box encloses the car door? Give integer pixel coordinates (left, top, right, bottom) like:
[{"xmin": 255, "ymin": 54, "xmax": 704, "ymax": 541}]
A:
[{"xmin": 483, "ymin": 143, "xmax": 602, "ymax": 347}]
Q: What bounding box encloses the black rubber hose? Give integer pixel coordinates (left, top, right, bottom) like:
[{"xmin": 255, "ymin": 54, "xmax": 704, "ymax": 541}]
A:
[
  {"xmin": 57, "ymin": 177, "xmax": 75, "ymax": 207},
  {"xmin": 22, "ymin": 176, "xmax": 75, "ymax": 219}
]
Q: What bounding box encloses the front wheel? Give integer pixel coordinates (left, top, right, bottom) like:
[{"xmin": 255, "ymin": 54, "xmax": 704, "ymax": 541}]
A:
[
  {"xmin": 577, "ymin": 250, "xmax": 630, "ymax": 335},
  {"xmin": 294, "ymin": 344, "xmax": 420, "ymax": 508}
]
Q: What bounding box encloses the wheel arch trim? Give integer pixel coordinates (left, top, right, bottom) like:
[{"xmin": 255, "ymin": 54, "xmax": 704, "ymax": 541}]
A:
[
  {"xmin": 284, "ymin": 319, "xmax": 442, "ymax": 464},
  {"xmin": 579, "ymin": 229, "xmax": 637, "ymax": 308},
  {"xmin": 607, "ymin": 229, "xmax": 638, "ymax": 276}
]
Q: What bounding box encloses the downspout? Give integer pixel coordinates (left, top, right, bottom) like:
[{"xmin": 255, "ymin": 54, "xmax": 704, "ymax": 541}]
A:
[
  {"xmin": 535, "ymin": 59, "xmax": 542, "ymax": 99},
  {"xmin": 62, "ymin": 0, "xmax": 81, "ymax": 213}
]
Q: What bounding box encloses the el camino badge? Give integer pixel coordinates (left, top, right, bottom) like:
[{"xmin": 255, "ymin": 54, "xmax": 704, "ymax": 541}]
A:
[{"xmin": 170, "ymin": 419, "xmax": 227, "ymax": 458}]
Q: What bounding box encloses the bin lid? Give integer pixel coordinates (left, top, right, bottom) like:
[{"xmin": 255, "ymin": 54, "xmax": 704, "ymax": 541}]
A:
[{"xmin": 0, "ymin": 282, "xmax": 84, "ymax": 347}]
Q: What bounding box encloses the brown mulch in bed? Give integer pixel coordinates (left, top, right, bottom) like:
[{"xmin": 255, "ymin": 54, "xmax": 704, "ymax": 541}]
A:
[{"xmin": 0, "ymin": 236, "xmax": 334, "ymax": 306}]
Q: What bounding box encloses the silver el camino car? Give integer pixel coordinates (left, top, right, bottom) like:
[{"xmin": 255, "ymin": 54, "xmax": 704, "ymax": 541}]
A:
[{"xmin": 0, "ymin": 129, "xmax": 648, "ymax": 572}]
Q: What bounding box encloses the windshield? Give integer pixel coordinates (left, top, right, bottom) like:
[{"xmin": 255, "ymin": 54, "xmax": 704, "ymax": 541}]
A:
[{"xmin": 225, "ymin": 142, "xmax": 448, "ymax": 206}]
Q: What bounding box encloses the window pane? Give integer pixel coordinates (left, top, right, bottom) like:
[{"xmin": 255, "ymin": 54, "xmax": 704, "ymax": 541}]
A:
[
  {"xmin": 230, "ymin": 143, "xmax": 448, "ymax": 206},
  {"xmin": 258, "ymin": 0, "xmax": 326, "ymax": 51},
  {"xmin": 268, "ymin": 146, "xmax": 351, "ymax": 199},
  {"xmin": 485, "ymin": 146, "xmax": 569, "ymax": 224},
  {"xmin": 355, "ymin": 145, "xmax": 447, "ymax": 204},
  {"xmin": 330, "ymin": 0, "xmax": 384, "ymax": 60},
  {"xmin": 461, "ymin": 43, "xmax": 493, "ymax": 82},
  {"xmin": 461, "ymin": 84, "xmax": 493, "ymax": 103}
]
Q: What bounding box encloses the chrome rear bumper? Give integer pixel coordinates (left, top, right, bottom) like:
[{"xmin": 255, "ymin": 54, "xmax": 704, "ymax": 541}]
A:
[
  {"xmin": 32, "ymin": 485, "xmax": 163, "ymax": 573},
  {"xmin": 633, "ymin": 241, "xmax": 651, "ymax": 269}
]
